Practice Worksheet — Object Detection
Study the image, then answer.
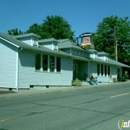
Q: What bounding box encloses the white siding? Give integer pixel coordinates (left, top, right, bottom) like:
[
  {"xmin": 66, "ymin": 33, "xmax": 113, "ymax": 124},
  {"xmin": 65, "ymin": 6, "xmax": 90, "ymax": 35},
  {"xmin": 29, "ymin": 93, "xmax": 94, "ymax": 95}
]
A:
[
  {"xmin": 90, "ymin": 53, "xmax": 95, "ymax": 59},
  {"xmin": 98, "ymin": 65, "xmax": 118, "ymax": 83},
  {"xmin": 98, "ymin": 56, "xmax": 108, "ymax": 61},
  {"xmin": 19, "ymin": 37, "xmax": 32, "ymax": 46},
  {"xmin": 90, "ymin": 62, "xmax": 97, "ymax": 76},
  {"xmin": 72, "ymin": 49, "xmax": 87, "ymax": 58},
  {"xmin": 40, "ymin": 43, "xmax": 53, "ymax": 50},
  {"xmin": 18, "ymin": 50, "xmax": 73, "ymax": 88},
  {"xmin": 16, "ymin": 37, "xmax": 38, "ymax": 46},
  {"xmin": 78, "ymin": 61, "xmax": 88, "ymax": 80},
  {"xmin": 0, "ymin": 39, "xmax": 17, "ymax": 88},
  {"xmin": 91, "ymin": 62, "xmax": 112, "ymax": 83},
  {"xmin": 111, "ymin": 65, "xmax": 117, "ymax": 79},
  {"xmin": 62, "ymin": 48, "xmax": 71, "ymax": 54},
  {"xmin": 98, "ymin": 76, "xmax": 111, "ymax": 83}
]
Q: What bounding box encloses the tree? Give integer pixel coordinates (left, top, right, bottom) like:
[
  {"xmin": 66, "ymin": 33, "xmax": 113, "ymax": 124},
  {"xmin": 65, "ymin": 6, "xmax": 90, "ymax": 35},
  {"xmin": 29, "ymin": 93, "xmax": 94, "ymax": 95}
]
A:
[
  {"xmin": 26, "ymin": 23, "xmax": 42, "ymax": 37},
  {"xmin": 8, "ymin": 28, "xmax": 23, "ymax": 35},
  {"xmin": 93, "ymin": 15, "xmax": 130, "ymax": 64},
  {"xmin": 26, "ymin": 15, "xmax": 75, "ymax": 41}
]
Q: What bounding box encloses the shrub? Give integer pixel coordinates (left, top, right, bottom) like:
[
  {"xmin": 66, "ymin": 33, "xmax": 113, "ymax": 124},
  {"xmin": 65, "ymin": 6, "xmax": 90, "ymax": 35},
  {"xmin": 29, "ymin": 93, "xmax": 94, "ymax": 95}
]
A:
[
  {"xmin": 72, "ymin": 78, "xmax": 82, "ymax": 86},
  {"xmin": 123, "ymin": 73, "xmax": 129, "ymax": 79}
]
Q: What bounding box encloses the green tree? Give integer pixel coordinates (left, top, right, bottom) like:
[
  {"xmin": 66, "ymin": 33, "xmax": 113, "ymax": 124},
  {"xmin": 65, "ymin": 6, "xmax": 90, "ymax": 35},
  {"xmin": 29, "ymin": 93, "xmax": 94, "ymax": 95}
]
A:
[
  {"xmin": 8, "ymin": 28, "xmax": 23, "ymax": 35},
  {"xmin": 26, "ymin": 15, "xmax": 75, "ymax": 41},
  {"xmin": 26, "ymin": 23, "xmax": 42, "ymax": 37},
  {"xmin": 93, "ymin": 15, "xmax": 130, "ymax": 64}
]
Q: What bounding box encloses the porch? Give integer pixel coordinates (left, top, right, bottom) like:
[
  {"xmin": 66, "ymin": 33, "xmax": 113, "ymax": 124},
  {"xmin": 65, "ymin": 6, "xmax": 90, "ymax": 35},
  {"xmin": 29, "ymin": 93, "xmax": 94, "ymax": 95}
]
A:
[{"xmin": 73, "ymin": 59, "xmax": 89, "ymax": 81}]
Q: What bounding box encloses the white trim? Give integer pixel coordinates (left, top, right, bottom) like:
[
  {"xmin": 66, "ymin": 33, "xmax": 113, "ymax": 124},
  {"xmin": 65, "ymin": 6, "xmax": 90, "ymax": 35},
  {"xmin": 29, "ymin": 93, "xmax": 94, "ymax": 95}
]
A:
[
  {"xmin": 0, "ymin": 86, "xmax": 17, "ymax": 88},
  {"xmin": 103, "ymin": 64, "xmax": 105, "ymax": 76},
  {"xmin": 60, "ymin": 57, "xmax": 62, "ymax": 73},
  {"xmin": 106, "ymin": 65, "xmax": 108, "ymax": 76},
  {"xmin": 48, "ymin": 55, "xmax": 50, "ymax": 72},
  {"xmin": 51, "ymin": 43, "xmax": 53, "ymax": 50},
  {"xmin": 15, "ymin": 51, "xmax": 19, "ymax": 92},
  {"xmin": 0, "ymin": 37, "xmax": 19, "ymax": 48},
  {"xmin": 31, "ymin": 36, "xmax": 33, "ymax": 46},
  {"xmin": 40, "ymin": 54, "xmax": 43, "ymax": 71},
  {"xmin": 54, "ymin": 56, "xmax": 56, "ymax": 72}
]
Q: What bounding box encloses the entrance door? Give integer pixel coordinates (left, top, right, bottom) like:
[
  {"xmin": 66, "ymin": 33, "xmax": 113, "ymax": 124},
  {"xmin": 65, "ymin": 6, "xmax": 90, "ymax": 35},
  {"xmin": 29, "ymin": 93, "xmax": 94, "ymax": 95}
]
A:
[{"xmin": 73, "ymin": 64, "xmax": 78, "ymax": 79}]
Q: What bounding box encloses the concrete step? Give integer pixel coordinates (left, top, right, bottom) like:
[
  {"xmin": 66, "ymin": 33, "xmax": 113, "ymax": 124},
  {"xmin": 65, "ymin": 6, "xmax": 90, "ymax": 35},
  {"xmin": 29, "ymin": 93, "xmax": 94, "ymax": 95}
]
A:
[{"xmin": 82, "ymin": 81, "xmax": 90, "ymax": 85}]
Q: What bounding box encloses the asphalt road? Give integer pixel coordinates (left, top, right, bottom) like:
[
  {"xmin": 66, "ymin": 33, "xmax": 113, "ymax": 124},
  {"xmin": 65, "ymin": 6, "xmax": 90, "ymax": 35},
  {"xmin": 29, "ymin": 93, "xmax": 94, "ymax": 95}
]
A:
[{"xmin": 0, "ymin": 83, "xmax": 130, "ymax": 130}]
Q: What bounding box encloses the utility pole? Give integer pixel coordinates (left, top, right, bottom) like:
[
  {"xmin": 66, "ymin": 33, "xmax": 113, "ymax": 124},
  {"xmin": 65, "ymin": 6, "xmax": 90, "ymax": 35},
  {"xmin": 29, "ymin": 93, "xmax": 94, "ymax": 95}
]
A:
[{"xmin": 114, "ymin": 26, "xmax": 118, "ymax": 61}]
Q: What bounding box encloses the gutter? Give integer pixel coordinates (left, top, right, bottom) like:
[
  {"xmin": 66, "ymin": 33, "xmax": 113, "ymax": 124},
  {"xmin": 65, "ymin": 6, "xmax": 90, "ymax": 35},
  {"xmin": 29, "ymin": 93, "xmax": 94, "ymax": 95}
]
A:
[{"xmin": 0, "ymin": 37, "xmax": 19, "ymax": 48}]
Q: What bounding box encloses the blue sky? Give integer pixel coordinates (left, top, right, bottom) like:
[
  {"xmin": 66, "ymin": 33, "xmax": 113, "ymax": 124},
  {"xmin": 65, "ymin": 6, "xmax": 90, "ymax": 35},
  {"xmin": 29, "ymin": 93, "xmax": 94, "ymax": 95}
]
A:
[{"xmin": 0, "ymin": 0, "xmax": 130, "ymax": 37}]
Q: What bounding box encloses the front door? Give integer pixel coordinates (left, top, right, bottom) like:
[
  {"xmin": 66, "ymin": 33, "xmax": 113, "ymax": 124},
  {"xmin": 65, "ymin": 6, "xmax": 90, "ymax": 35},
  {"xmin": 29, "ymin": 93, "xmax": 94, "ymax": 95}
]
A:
[{"xmin": 73, "ymin": 64, "xmax": 78, "ymax": 79}]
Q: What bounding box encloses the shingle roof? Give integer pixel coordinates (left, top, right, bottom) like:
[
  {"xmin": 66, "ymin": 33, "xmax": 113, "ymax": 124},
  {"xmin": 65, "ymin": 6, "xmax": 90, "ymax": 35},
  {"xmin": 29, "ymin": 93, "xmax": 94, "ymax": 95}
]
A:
[
  {"xmin": 97, "ymin": 51, "xmax": 109, "ymax": 56},
  {"xmin": 108, "ymin": 58, "xmax": 130, "ymax": 68},
  {"xmin": 90, "ymin": 58, "xmax": 130, "ymax": 68},
  {"xmin": 14, "ymin": 33, "xmax": 40, "ymax": 39},
  {"xmin": 72, "ymin": 55, "xmax": 89, "ymax": 61},
  {"xmin": 0, "ymin": 32, "xmax": 129, "ymax": 68},
  {"xmin": 58, "ymin": 39, "xmax": 98, "ymax": 53},
  {"xmin": 0, "ymin": 32, "xmax": 71, "ymax": 57},
  {"xmin": 39, "ymin": 38, "xmax": 58, "ymax": 43},
  {"xmin": 58, "ymin": 39, "xmax": 76, "ymax": 49}
]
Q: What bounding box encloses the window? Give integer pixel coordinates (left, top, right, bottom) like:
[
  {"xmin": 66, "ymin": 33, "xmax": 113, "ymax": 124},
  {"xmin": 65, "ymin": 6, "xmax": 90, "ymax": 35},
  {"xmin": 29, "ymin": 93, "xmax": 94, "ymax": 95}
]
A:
[
  {"xmin": 43, "ymin": 55, "xmax": 48, "ymax": 71},
  {"xmin": 54, "ymin": 43, "xmax": 58, "ymax": 50},
  {"xmin": 35, "ymin": 53, "xmax": 41, "ymax": 70},
  {"xmin": 78, "ymin": 51, "xmax": 81, "ymax": 56},
  {"xmin": 97, "ymin": 64, "xmax": 100, "ymax": 75},
  {"xmin": 101, "ymin": 64, "xmax": 103, "ymax": 75},
  {"xmin": 108, "ymin": 66, "xmax": 110, "ymax": 75},
  {"xmin": 35, "ymin": 53, "xmax": 61, "ymax": 73},
  {"xmin": 50, "ymin": 56, "xmax": 55, "ymax": 72},
  {"xmin": 56, "ymin": 57, "xmax": 61, "ymax": 72},
  {"xmin": 82, "ymin": 52, "xmax": 84, "ymax": 57},
  {"xmin": 105, "ymin": 65, "xmax": 107, "ymax": 76},
  {"xmin": 85, "ymin": 53, "xmax": 89, "ymax": 58},
  {"xmin": 75, "ymin": 50, "xmax": 77, "ymax": 55}
]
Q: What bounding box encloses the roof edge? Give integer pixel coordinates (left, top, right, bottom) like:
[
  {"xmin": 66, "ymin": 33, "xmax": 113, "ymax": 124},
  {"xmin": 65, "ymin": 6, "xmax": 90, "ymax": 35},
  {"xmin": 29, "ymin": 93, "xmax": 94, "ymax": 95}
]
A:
[
  {"xmin": 0, "ymin": 36, "xmax": 19, "ymax": 48},
  {"xmin": 14, "ymin": 33, "xmax": 40, "ymax": 39}
]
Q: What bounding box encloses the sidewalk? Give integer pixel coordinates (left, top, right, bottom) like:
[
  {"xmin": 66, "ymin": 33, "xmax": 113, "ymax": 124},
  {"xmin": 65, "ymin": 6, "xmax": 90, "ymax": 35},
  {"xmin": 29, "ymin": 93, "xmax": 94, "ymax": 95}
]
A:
[
  {"xmin": 0, "ymin": 86, "xmax": 76, "ymax": 100},
  {"xmin": 0, "ymin": 81, "xmax": 129, "ymax": 100}
]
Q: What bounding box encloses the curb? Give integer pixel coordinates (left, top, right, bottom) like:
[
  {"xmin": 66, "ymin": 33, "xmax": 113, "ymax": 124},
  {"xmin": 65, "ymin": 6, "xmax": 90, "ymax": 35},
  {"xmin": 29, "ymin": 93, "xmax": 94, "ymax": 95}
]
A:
[{"xmin": 0, "ymin": 81, "xmax": 129, "ymax": 100}]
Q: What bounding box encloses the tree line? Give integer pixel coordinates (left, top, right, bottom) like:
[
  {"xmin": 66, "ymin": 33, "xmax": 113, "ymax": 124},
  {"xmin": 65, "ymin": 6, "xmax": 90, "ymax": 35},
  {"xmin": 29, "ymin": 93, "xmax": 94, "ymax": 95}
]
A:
[
  {"xmin": 8, "ymin": 15, "xmax": 74, "ymax": 41},
  {"xmin": 8, "ymin": 15, "xmax": 130, "ymax": 66}
]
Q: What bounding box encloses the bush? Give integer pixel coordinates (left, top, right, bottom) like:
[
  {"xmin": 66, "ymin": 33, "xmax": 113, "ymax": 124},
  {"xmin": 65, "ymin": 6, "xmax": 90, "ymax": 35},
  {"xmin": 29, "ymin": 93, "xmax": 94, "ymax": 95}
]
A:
[
  {"xmin": 72, "ymin": 78, "xmax": 82, "ymax": 86},
  {"xmin": 123, "ymin": 73, "xmax": 129, "ymax": 79}
]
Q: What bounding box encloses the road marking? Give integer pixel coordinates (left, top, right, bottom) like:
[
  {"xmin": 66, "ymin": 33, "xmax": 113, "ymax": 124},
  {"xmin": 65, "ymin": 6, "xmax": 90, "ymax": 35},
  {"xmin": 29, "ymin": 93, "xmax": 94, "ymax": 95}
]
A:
[
  {"xmin": 110, "ymin": 93, "xmax": 130, "ymax": 98},
  {"xmin": 0, "ymin": 117, "xmax": 17, "ymax": 123}
]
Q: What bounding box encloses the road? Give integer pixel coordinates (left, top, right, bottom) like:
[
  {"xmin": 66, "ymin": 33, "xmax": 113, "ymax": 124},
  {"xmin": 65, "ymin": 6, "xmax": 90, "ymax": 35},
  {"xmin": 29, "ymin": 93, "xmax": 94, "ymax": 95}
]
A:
[{"xmin": 0, "ymin": 82, "xmax": 130, "ymax": 130}]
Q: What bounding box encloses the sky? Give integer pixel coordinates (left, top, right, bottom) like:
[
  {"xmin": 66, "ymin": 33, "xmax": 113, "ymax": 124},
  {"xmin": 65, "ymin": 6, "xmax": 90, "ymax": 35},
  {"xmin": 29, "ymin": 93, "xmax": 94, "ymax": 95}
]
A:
[{"xmin": 0, "ymin": 0, "xmax": 130, "ymax": 37}]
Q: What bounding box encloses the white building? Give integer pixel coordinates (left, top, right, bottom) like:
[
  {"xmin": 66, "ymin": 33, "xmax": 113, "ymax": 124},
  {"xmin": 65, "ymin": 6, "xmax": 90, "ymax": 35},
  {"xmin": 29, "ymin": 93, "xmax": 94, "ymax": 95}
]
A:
[{"xmin": 0, "ymin": 32, "xmax": 129, "ymax": 90}]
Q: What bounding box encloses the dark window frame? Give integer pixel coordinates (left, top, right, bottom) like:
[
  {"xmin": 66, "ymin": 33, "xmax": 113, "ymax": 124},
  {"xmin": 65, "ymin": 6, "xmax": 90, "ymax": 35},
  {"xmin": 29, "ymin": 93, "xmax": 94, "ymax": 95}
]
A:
[
  {"xmin": 42, "ymin": 54, "xmax": 48, "ymax": 71},
  {"xmin": 35, "ymin": 53, "xmax": 41, "ymax": 70},
  {"xmin": 56, "ymin": 57, "xmax": 61, "ymax": 72}
]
